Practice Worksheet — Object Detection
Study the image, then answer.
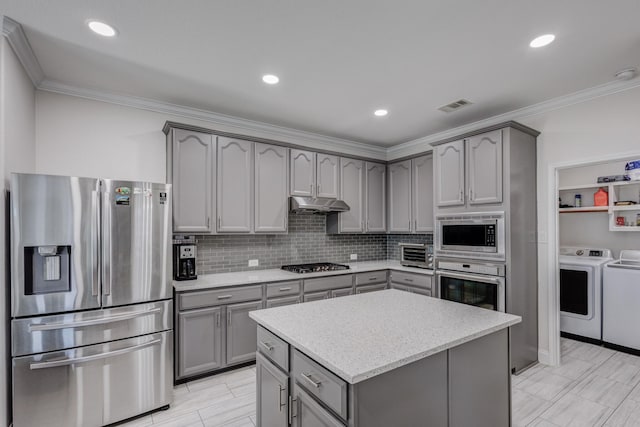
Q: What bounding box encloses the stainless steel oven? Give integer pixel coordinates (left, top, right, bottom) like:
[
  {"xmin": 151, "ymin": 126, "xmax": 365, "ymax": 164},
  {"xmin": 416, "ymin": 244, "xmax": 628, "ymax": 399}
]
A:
[
  {"xmin": 435, "ymin": 212, "xmax": 505, "ymax": 261},
  {"xmin": 436, "ymin": 259, "xmax": 506, "ymax": 312}
]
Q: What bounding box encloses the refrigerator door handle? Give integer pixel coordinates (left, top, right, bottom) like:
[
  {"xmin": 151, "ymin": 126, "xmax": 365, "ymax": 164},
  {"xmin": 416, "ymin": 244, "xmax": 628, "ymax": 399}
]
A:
[
  {"xmin": 27, "ymin": 307, "xmax": 162, "ymax": 332},
  {"xmin": 102, "ymin": 192, "xmax": 113, "ymax": 296},
  {"xmin": 29, "ymin": 338, "xmax": 161, "ymax": 370},
  {"xmin": 92, "ymin": 191, "xmax": 100, "ymax": 297}
]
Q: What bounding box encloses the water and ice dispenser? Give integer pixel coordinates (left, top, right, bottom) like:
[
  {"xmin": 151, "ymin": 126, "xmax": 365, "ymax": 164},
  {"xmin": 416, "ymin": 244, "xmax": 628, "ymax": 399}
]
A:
[{"xmin": 23, "ymin": 245, "xmax": 71, "ymax": 295}]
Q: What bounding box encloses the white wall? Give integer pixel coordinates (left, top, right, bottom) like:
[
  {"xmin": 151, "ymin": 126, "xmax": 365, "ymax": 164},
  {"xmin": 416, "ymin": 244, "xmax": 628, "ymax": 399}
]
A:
[
  {"xmin": 517, "ymin": 86, "xmax": 640, "ymax": 364},
  {"xmin": 0, "ymin": 35, "xmax": 37, "ymax": 425}
]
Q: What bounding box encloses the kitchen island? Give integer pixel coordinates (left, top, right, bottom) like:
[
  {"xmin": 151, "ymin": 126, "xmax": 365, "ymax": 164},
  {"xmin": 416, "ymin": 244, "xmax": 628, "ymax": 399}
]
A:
[{"xmin": 250, "ymin": 289, "xmax": 521, "ymax": 427}]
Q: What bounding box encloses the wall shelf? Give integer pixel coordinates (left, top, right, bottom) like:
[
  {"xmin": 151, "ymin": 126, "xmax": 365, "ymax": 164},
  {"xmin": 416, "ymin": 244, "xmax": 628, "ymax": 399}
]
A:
[{"xmin": 559, "ymin": 207, "xmax": 608, "ymax": 213}]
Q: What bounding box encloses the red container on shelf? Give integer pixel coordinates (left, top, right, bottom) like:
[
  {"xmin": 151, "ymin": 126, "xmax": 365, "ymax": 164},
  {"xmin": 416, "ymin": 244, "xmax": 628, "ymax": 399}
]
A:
[{"xmin": 594, "ymin": 188, "xmax": 609, "ymax": 206}]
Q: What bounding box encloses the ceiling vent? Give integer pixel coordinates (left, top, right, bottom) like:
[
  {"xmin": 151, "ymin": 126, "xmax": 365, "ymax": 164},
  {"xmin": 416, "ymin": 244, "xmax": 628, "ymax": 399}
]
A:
[{"xmin": 438, "ymin": 99, "xmax": 473, "ymax": 113}]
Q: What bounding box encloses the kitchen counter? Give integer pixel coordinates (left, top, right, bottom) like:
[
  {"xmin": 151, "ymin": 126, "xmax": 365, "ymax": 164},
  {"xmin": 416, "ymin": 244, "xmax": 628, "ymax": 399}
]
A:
[
  {"xmin": 173, "ymin": 260, "xmax": 432, "ymax": 292},
  {"xmin": 250, "ymin": 289, "xmax": 520, "ymax": 384}
]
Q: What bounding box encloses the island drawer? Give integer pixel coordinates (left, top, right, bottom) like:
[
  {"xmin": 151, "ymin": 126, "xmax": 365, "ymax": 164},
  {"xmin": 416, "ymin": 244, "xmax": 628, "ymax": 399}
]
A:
[
  {"xmin": 389, "ymin": 271, "xmax": 431, "ymax": 290},
  {"xmin": 257, "ymin": 326, "xmax": 289, "ymax": 371},
  {"xmin": 304, "ymin": 274, "xmax": 353, "ymax": 293},
  {"xmin": 178, "ymin": 285, "xmax": 263, "ymax": 310},
  {"xmin": 292, "ymin": 349, "xmax": 348, "ymax": 420},
  {"xmin": 266, "ymin": 280, "xmax": 301, "ymax": 298},
  {"xmin": 355, "ymin": 270, "xmax": 387, "ymax": 285}
]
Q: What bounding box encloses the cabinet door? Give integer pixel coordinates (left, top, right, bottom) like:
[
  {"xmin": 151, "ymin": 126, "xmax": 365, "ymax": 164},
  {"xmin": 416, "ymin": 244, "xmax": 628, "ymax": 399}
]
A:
[
  {"xmin": 255, "ymin": 143, "xmax": 288, "ymax": 233},
  {"xmin": 434, "ymin": 140, "xmax": 465, "ymax": 207},
  {"xmin": 388, "ymin": 160, "xmax": 412, "ymax": 233},
  {"xmin": 365, "ymin": 162, "xmax": 386, "ymax": 233},
  {"xmin": 303, "ymin": 291, "xmax": 331, "ymax": 302},
  {"xmin": 339, "ymin": 158, "xmax": 364, "ymax": 233},
  {"xmin": 467, "ymin": 130, "xmax": 503, "ymax": 205},
  {"xmin": 291, "ymin": 149, "xmax": 316, "ymax": 197},
  {"xmin": 217, "ymin": 137, "xmax": 253, "ymax": 232},
  {"xmin": 316, "ymin": 154, "xmax": 340, "ymax": 198},
  {"xmin": 226, "ymin": 300, "xmax": 263, "ymax": 366},
  {"xmin": 412, "ymin": 155, "xmax": 434, "ymax": 232},
  {"xmin": 178, "ymin": 307, "xmax": 223, "ymax": 378},
  {"xmin": 257, "ymin": 352, "xmax": 289, "ymax": 427},
  {"xmin": 172, "ymin": 129, "xmax": 214, "ymax": 233},
  {"xmin": 293, "ymin": 386, "xmax": 344, "ymax": 427}
]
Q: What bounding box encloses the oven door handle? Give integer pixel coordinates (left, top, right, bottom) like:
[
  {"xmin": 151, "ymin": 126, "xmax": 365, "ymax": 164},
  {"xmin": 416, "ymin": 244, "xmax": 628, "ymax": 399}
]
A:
[{"xmin": 438, "ymin": 271, "xmax": 504, "ymax": 284}]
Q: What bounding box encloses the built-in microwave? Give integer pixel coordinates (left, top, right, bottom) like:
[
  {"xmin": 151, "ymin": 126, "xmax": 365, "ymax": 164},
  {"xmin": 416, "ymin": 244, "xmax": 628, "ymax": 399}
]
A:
[{"xmin": 435, "ymin": 212, "xmax": 505, "ymax": 261}]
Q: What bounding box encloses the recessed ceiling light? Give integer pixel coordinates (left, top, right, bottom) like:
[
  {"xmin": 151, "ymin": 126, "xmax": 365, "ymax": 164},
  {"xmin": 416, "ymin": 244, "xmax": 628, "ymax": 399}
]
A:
[
  {"xmin": 87, "ymin": 20, "xmax": 117, "ymax": 37},
  {"xmin": 529, "ymin": 34, "xmax": 555, "ymax": 48},
  {"xmin": 262, "ymin": 74, "xmax": 279, "ymax": 85},
  {"xmin": 374, "ymin": 109, "xmax": 388, "ymax": 117}
]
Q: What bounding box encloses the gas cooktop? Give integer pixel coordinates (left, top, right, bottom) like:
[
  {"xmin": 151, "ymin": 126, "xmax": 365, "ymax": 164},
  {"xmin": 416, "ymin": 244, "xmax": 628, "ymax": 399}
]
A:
[{"xmin": 281, "ymin": 263, "xmax": 350, "ymax": 274}]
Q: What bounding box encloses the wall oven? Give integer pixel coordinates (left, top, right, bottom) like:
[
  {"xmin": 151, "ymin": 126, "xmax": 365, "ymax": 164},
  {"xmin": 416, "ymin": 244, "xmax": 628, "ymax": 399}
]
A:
[
  {"xmin": 435, "ymin": 212, "xmax": 505, "ymax": 261},
  {"xmin": 437, "ymin": 259, "xmax": 505, "ymax": 312}
]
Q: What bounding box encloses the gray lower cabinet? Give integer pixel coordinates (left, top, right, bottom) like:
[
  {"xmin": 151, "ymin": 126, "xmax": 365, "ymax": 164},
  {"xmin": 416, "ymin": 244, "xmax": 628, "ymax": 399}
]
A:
[
  {"xmin": 178, "ymin": 306, "xmax": 223, "ymax": 378},
  {"xmin": 226, "ymin": 300, "xmax": 262, "ymax": 366},
  {"xmin": 256, "ymin": 352, "xmax": 289, "ymax": 427},
  {"xmin": 293, "ymin": 386, "xmax": 344, "ymax": 427}
]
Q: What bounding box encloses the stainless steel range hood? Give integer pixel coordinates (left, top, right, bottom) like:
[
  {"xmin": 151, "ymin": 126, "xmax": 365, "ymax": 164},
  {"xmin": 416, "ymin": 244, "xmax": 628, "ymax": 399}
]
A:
[{"xmin": 289, "ymin": 196, "xmax": 350, "ymax": 214}]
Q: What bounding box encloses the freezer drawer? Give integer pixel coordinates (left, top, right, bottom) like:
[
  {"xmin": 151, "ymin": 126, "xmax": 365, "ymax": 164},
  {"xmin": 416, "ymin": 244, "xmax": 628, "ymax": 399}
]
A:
[
  {"xmin": 12, "ymin": 300, "xmax": 172, "ymax": 356},
  {"xmin": 12, "ymin": 331, "xmax": 173, "ymax": 427}
]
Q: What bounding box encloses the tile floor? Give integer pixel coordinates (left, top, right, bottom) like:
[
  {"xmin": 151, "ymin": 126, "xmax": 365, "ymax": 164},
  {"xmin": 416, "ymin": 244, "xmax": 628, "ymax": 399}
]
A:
[{"xmin": 120, "ymin": 337, "xmax": 640, "ymax": 427}]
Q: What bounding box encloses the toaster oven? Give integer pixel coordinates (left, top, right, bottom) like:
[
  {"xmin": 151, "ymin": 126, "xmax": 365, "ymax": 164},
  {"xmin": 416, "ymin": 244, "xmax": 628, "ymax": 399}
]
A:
[{"xmin": 399, "ymin": 243, "xmax": 434, "ymax": 269}]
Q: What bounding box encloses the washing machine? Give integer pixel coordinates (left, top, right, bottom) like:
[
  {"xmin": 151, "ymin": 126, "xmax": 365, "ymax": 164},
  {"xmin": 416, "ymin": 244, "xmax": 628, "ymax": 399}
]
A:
[
  {"xmin": 559, "ymin": 247, "xmax": 612, "ymax": 342},
  {"xmin": 603, "ymin": 250, "xmax": 640, "ymax": 352}
]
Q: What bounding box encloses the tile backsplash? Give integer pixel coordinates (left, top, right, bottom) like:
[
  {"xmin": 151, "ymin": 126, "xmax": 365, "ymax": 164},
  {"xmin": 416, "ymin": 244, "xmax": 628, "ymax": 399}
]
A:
[{"xmin": 194, "ymin": 214, "xmax": 432, "ymax": 274}]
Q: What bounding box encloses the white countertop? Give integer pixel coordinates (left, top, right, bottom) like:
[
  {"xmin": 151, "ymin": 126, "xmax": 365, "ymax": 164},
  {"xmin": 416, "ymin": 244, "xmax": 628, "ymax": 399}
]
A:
[
  {"xmin": 249, "ymin": 290, "xmax": 521, "ymax": 384},
  {"xmin": 173, "ymin": 260, "xmax": 433, "ymax": 292}
]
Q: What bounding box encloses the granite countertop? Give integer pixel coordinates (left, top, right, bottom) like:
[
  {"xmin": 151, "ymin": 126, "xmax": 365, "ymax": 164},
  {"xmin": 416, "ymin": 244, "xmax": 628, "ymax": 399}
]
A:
[
  {"xmin": 173, "ymin": 260, "xmax": 433, "ymax": 292},
  {"xmin": 249, "ymin": 289, "xmax": 521, "ymax": 384}
]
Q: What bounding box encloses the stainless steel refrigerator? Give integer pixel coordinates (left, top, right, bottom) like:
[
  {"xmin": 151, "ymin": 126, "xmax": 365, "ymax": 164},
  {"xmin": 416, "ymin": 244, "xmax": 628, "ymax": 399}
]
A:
[{"xmin": 10, "ymin": 173, "xmax": 173, "ymax": 427}]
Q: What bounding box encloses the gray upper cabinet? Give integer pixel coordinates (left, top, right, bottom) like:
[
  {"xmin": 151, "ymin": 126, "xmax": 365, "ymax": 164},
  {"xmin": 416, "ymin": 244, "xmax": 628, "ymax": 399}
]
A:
[
  {"xmin": 388, "ymin": 160, "xmax": 412, "ymax": 233},
  {"xmin": 467, "ymin": 130, "xmax": 503, "ymax": 205},
  {"xmin": 290, "ymin": 149, "xmax": 315, "ymax": 197},
  {"xmin": 365, "ymin": 162, "xmax": 387, "ymax": 232},
  {"xmin": 256, "ymin": 353, "xmax": 289, "ymax": 427},
  {"xmin": 217, "ymin": 137, "xmax": 254, "ymax": 233},
  {"xmin": 412, "ymin": 155, "xmax": 434, "ymax": 232},
  {"xmin": 316, "ymin": 154, "xmax": 339, "ymax": 198},
  {"xmin": 170, "ymin": 129, "xmax": 215, "ymax": 233},
  {"xmin": 339, "ymin": 158, "xmax": 364, "ymax": 233},
  {"xmin": 177, "ymin": 306, "xmax": 223, "ymax": 378},
  {"xmin": 290, "ymin": 150, "xmax": 339, "ymax": 199},
  {"xmin": 226, "ymin": 300, "xmax": 262, "ymax": 366},
  {"xmin": 255, "ymin": 143, "xmax": 288, "ymax": 233},
  {"xmin": 434, "ymin": 139, "xmax": 465, "ymax": 207}
]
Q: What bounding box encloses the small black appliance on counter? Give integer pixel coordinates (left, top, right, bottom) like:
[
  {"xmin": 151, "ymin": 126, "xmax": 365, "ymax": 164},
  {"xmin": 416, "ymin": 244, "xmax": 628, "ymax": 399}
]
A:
[{"xmin": 173, "ymin": 235, "xmax": 197, "ymax": 280}]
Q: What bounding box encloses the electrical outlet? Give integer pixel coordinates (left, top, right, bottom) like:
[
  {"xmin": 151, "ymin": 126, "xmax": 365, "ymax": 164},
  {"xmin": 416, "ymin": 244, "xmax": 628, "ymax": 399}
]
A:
[
  {"xmin": 350, "ymin": 254, "xmax": 358, "ymax": 261},
  {"xmin": 248, "ymin": 259, "xmax": 259, "ymax": 267}
]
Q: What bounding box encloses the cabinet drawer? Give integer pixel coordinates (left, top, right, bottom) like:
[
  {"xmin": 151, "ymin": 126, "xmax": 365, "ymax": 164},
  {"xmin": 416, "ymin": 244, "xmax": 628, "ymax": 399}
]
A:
[
  {"xmin": 356, "ymin": 283, "xmax": 387, "ymax": 294},
  {"xmin": 389, "ymin": 271, "xmax": 431, "ymax": 290},
  {"xmin": 355, "ymin": 270, "xmax": 387, "ymax": 285},
  {"xmin": 266, "ymin": 280, "xmax": 301, "ymax": 298},
  {"xmin": 257, "ymin": 326, "xmax": 289, "ymax": 372},
  {"xmin": 266, "ymin": 295, "xmax": 300, "ymax": 308},
  {"xmin": 304, "ymin": 274, "xmax": 353, "ymax": 293},
  {"xmin": 178, "ymin": 285, "xmax": 263, "ymax": 310},
  {"xmin": 390, "ymin": 283, "xmax": 431, "ymax": 297},
  {"xmin": 292, "ymin": 350, "xmax": 348, "ymax": 420}
]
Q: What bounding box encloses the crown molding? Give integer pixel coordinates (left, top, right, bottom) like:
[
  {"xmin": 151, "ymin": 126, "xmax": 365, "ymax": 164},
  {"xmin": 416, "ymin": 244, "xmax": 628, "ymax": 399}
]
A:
[
  {"xmin": 37, "ymin": 79, "xmax": 388, "ymax": 160},
  {"xmin": 388, "ymin": 77, "xmax": 640, "ymax": 160},
  {"xmin": 1, "ymin": 16, "xmax": 44, "ymax": 86}
]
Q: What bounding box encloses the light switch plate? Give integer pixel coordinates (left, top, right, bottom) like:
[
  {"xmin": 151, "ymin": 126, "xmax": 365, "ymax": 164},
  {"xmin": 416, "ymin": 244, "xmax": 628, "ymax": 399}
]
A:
[
  {"xmin": 248, "ymin": 259, "xmax": 259, "ymax": 267},
  {"xmin": 350, "ymin": 254, "xmax": 358, "ymax": 261}
]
